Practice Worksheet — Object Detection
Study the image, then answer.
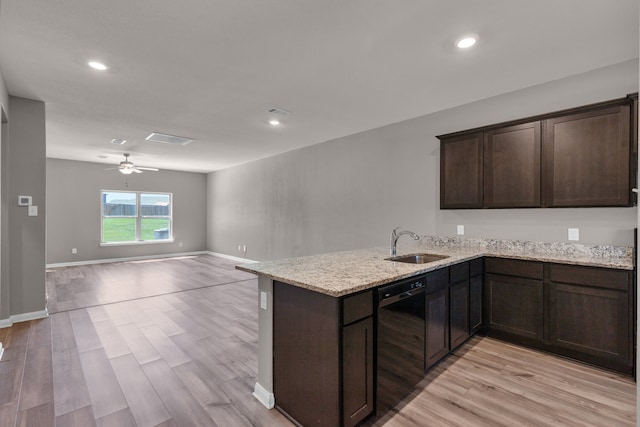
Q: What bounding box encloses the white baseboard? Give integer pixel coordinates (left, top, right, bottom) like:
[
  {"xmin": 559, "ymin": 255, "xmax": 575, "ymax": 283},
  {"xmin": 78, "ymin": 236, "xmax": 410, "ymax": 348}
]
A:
[
  {"xmin": 208, "ymin": 251, "xmax": 258, "ymax": 264},
  {"xmin": 0, "ymin": 309, "xmax": 49, "ymax": 328},
  {"xmin": 46, "ymin": 251, "xmax": 209, "ymax": 268},
  {"xmin": 0, "ymin": 342, "xmax": 3, "ymax": 361},
  {"xmin": 253, "ymin": 382, "xmax": 275, "ymax": 409}
]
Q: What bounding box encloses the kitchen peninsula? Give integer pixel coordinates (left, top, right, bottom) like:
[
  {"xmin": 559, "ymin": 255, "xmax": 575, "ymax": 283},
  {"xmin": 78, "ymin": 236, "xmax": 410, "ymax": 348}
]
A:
[{"xmin": 237, "ymin": 236, "xmax": 634, "ymax": 427}]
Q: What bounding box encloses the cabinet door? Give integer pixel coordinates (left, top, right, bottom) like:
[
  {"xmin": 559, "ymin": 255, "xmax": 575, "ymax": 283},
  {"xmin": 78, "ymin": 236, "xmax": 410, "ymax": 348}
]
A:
[
  {"xmin": 469, "ymin": 274, "xmax": 483, "ymax": 334},
  {"xmin": 440, "ymin": 132, "xmax": 483, "ymax": 209},
  {"xmin": 484, "ymin": 122, "xmax": 541, "ymax": 207},
  {"xmin": 485, "ymin": 274, "xmax": 544, "ymax": 341},
  {"xmin": 273, "ymin": 282, "xmax": 340, "ymax": 427},
  {"xmin": 543, "ymin": 104, "xmax": 631, "ymax": 207},
  {"xmin": 449, "ymin": 280, "xmax": 469, "ymax": 350},
  {"xmin": 548, "ymin": 265, "xmax": 633, "ymax": 373},
  {"xmin": 425, "ymin": 288, "xmax": 449, "ymax": 368},
  {"xmin": 549, "ymin": 283, "xmax": 630, "ymax": 371},
  {"xmin": 343, "ymin": 317, "xmax": 374, "ymax": 427}
]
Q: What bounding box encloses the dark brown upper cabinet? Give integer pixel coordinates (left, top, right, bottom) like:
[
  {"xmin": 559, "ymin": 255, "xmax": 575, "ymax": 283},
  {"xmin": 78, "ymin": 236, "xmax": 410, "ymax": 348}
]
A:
[
  {"xmin": 438, "ymin": 94, "xmax": 636, "ymax": 209},
  {"xmin": 484, "ymin": 122, "xmax": 541, "ymax": 208},
  {"xmin": 440, "ymin": 132, "xmax": 483, "ymax": 209},
  {"xmin": 543, "ymin": 104, "xmax": 631, "ymax": 207}
]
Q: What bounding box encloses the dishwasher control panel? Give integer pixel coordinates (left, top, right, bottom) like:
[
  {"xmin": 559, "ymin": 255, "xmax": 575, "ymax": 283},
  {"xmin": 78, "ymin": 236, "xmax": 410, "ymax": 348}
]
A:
[{"xmin": 378, "ymin": 277, "xmax": 426, "ymax": 302}]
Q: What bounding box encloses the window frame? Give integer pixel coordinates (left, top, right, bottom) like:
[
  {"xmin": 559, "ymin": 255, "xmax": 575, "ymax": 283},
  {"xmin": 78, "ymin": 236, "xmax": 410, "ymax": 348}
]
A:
[{"xmin": 100, "ymin": 190, "xmax": 173, "ymax": 246}]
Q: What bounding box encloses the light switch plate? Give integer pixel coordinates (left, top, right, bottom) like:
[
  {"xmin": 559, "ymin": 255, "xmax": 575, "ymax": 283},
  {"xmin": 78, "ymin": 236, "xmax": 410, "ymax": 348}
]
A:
[
  {"xmin": 568, "ymin": 228, "xmax": 580, "ymax": 241},
  {"xmin": 457, "ymin": 225, "xmax": 464, "ymax": 235},
  {"xmin": 28, "ymin": 205, "xmax": 38, "ymax": 216}
]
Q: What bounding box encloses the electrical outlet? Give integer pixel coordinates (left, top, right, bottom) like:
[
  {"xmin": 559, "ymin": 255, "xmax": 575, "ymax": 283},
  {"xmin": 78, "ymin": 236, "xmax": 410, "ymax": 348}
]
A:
[
  {"xmin": 568, "ymin": 228, "xmax": 580, "ymax": 241},
  {"xmin": 243, "ymin": 244, "xmax": 247, "ymax": 252},
  {"xmin": 238, "ymin": 244, "xmax": 242, "ymax": 251},
  {"xmin": 260, "ymin": 291, "xmax": 267, "ymax": 310},
  {"xmin": 457, "ymin": 225, "xmax": 464, "ymax": 235},
  {"xmin": 71, "ymin": 248, "xmax": 77, "ymax": 254}
]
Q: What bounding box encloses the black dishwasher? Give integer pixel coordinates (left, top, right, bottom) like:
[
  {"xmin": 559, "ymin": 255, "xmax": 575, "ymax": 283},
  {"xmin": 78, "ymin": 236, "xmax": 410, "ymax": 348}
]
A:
[{"xmin": 376, "ymin": 276, "xmax": 426, "ymax": 415}]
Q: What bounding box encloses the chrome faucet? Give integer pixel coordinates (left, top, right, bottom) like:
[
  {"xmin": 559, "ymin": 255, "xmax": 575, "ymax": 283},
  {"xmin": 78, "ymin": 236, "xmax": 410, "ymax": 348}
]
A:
[{"xmin": 390, "ymin": 226, "xmax": 420, "ymax": 256}]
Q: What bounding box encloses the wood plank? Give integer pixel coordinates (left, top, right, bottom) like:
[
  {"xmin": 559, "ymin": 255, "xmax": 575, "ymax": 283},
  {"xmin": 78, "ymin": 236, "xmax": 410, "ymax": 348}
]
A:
[
  {"xmin": 140, "ymin": 358, "xmax": 216, "ymax": 427},
  {"xmin": 55, "ymin": 405, "xmax": 97, "ymax": 427},
  {"xmin": 18, "ymin": 343, "xmax": 53, "ymax": 411},
  {"xmin": 139, "ymin": 326, "xmax": 190, "ymax": 368},
  {"xmin": 77, "ymin": 348, "xmax": 128, "ymax": 419},
  {"xmin": 16, "ymin": 401, "xmax": 54, "ymax": 427},
  {"xmin": 0, "ymin": 400, "xmax": 18, "ymax": 427},
  {"xmin": 116, "ymin": 323, "xmax": 161, "ymax": 365},
  {"xmin": 52, "ymin": 346, "xmax": 92, "ymax": 417},
  {"xmin": 92, "ymin": 319, "xmax": 131, "ymax": 360},
  {"xmin": 69, "ymin": 309, "xmax": 103, "ymax": 353},
  {"xmin": 51, "ymin": 312, "xmax": 78, "ymax": 352},
  {"xmin": 0, "ymin": 345, "xmax": 27, "ymax": 406},
  {"xmin": 95, "ymin": 408, "xmax": 137, "ymax": 427},
  {"xmin": 109, "ymin": 354, "xmax": 171, "ymax": 427},
  {"xmin": 27, "ymin": 317, "xmax": 51, "ymax": 349}
]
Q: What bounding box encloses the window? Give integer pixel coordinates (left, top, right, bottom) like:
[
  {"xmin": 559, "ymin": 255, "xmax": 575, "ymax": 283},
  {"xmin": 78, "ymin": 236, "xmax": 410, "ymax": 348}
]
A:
[{"xmin": 101, "ymin": 191, "xmax": 172, "ymax": 244}]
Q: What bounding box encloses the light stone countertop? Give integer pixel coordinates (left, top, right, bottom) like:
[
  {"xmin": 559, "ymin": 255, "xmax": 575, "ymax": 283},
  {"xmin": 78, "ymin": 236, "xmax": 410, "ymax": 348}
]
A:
[{"xmin": 236, "ymin": 237, "xmax": 634, "ymax": 297}]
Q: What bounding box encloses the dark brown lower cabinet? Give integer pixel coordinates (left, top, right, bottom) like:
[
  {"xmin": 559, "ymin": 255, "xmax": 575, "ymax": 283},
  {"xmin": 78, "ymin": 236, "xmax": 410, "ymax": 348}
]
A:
[
  {"xmin": 485, "ymin": 258, "xmax": 544, "ymax": 344},
  {"xmin": 273, "ymin": 281, "xmax": 374, "ymax": 427},
  {"xmin": 548, "ymin": 264, "xmax": 633, "ymax": 374},
  {"xmin": 343, "ymin": 317, "xmax": 374, "ymax": 427},
  {"xmin": 484, "ymin": 258, "xmax": 635, "ymax": 375},
  {"xmin": 449, "ymin": 279, "xmax": 469, "ymax": 350},
  {"xmin": 425, "ymin": 286, "xmax": 449, "ymax": 369},
  {"xmin": 485, "ymin": 273, "xmax": 544, "ymax": 341},
  {"xmin": 469, "ymin": 274, "xmax": 483, "ymax": 334}
]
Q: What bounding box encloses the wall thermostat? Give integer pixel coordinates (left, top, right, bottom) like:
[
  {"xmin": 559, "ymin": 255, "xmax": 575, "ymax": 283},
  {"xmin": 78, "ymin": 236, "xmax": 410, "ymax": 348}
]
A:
[{"xmin": 18, "ymin": 195, "xmax": 32, "ymax": 206}]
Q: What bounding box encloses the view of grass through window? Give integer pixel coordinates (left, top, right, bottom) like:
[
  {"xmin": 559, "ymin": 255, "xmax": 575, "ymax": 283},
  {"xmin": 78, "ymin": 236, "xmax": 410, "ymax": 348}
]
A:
[{"xmin": 102, "ymin": 191, "xmax": 172, "ymax": 243}]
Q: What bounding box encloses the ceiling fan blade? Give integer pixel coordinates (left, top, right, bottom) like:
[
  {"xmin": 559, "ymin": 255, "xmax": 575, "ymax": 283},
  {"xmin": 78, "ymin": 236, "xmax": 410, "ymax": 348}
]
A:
[
  {"xmin": 132, "ymin": 168, "xmax": 143, "ymax": 173},
  {"xmin": 136, "ymin": 167, "xmax": 159, "ymax": 171},
  {"xmin": 104, "ymin": 167, "xmax": 119, "ymax": 170}
]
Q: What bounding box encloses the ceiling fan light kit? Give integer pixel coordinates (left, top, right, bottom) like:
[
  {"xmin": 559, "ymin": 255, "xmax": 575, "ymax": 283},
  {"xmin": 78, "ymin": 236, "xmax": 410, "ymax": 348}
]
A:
[{"xmin": 105, "ymin": 153, "xmax": 159, "ymax": 174}]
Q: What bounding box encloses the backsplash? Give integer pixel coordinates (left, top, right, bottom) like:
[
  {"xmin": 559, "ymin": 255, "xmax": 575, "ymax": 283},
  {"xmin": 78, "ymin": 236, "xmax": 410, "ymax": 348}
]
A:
[{"xmin": 417, "ymin": 235, "xmax": 633, "ymax": 259}]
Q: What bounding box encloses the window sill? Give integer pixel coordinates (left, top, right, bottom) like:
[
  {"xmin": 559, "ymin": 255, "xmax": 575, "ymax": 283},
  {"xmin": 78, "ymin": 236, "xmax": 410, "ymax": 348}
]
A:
[{"xmin": 100, "ymin": 239, "xmax": 174, "ymax": 247}]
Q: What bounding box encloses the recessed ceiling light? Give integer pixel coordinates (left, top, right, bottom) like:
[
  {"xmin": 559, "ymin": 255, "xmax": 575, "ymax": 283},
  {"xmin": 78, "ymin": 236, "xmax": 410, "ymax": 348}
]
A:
[
  {"xmin": 456, "ymin": 35, "xmax": 478, "ymax": 49},
  {"xmin": 267, "ymin": 107, "xmax": 290, "ymax": 117},
  {"xmin": 88, "ymin": 61, "xmax": 108, "ymax": 71},
  {"xmin": 268, "ymin": 119, "xmax": 281, "ymax": 126}
]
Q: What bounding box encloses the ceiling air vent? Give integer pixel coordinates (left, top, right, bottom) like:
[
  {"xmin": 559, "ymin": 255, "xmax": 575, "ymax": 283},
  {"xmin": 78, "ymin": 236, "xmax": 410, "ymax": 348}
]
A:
[
  {"xmin": 110, "ymin": 138, "xmax": 127, "ymax": 145},
  {"xmin": 145, "ymin": 132, "xmax": 194, "ymax": 146}
]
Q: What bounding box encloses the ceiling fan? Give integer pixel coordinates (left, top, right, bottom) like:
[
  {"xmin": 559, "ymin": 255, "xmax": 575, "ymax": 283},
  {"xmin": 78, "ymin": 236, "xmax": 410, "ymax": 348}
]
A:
[{"xmin": 105, "ymin": 153, "xmax": 159, "ymax": 174}]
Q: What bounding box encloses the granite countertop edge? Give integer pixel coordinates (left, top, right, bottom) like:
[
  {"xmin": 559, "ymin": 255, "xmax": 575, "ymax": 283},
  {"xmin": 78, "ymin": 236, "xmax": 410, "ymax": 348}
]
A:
[{"xmin": 236, "ymin": 240, "xmax": 634, "ymax": 297}]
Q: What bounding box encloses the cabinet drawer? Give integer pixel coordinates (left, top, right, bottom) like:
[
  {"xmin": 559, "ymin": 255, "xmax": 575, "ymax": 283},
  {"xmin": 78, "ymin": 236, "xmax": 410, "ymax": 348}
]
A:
[
  {"xmin": 549, "ymin": 264, "xmax": 630, "ymax": 291},
  {"xmin": 343, "ymin": 290, "xmax": 373, "ymax": 325},
  {"xmin": 450, "ymin": 262, "xmax": 469, "ymax": 283},
  {"xmin": 485, "ymin": 257, "xmax": 543, "ymax": 279},
  {"xmin": 470, "ymin": 258, "xmax": 484, "ymax": 277},
  {"xmin": 425, "ymin": 268, "xmax": 449, "ymax": 293}
]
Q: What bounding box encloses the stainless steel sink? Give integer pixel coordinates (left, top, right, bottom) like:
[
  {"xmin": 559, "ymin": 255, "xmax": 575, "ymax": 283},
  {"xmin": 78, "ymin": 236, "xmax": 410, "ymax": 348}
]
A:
[{"xmin": 386, "ymin": 253, "xmax": 449, "ymax": 264}]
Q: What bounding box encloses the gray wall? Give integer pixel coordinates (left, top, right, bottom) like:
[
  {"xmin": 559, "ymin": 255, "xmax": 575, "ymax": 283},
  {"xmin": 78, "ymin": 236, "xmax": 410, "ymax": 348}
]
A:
[
  {"xmin": 0, "ymin": 62, "xmax": 9, "ymax": 321},
  {"xmin": 207, "ymin": 60, "xmax": 639, "ymax": 262},
  {"xmin": 46, "ymin": 158, "xmax": 208, "ymax": 264},
  {"xmin": 5, "ymin": 96, "xmax": 46, "ymax": 317}
]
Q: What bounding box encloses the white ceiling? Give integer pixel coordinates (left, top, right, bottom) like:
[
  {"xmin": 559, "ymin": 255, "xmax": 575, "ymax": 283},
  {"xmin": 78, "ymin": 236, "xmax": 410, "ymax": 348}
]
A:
[{"xmin": 0, "ymin": 1, "xmax": 638, "ymax": 173}]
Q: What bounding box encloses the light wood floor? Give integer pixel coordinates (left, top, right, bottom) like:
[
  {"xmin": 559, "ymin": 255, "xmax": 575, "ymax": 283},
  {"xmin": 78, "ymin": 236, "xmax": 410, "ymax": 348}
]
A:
[{"xmin": 0, "ymin": 255, "xmax": 636, "ymax": 426}]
